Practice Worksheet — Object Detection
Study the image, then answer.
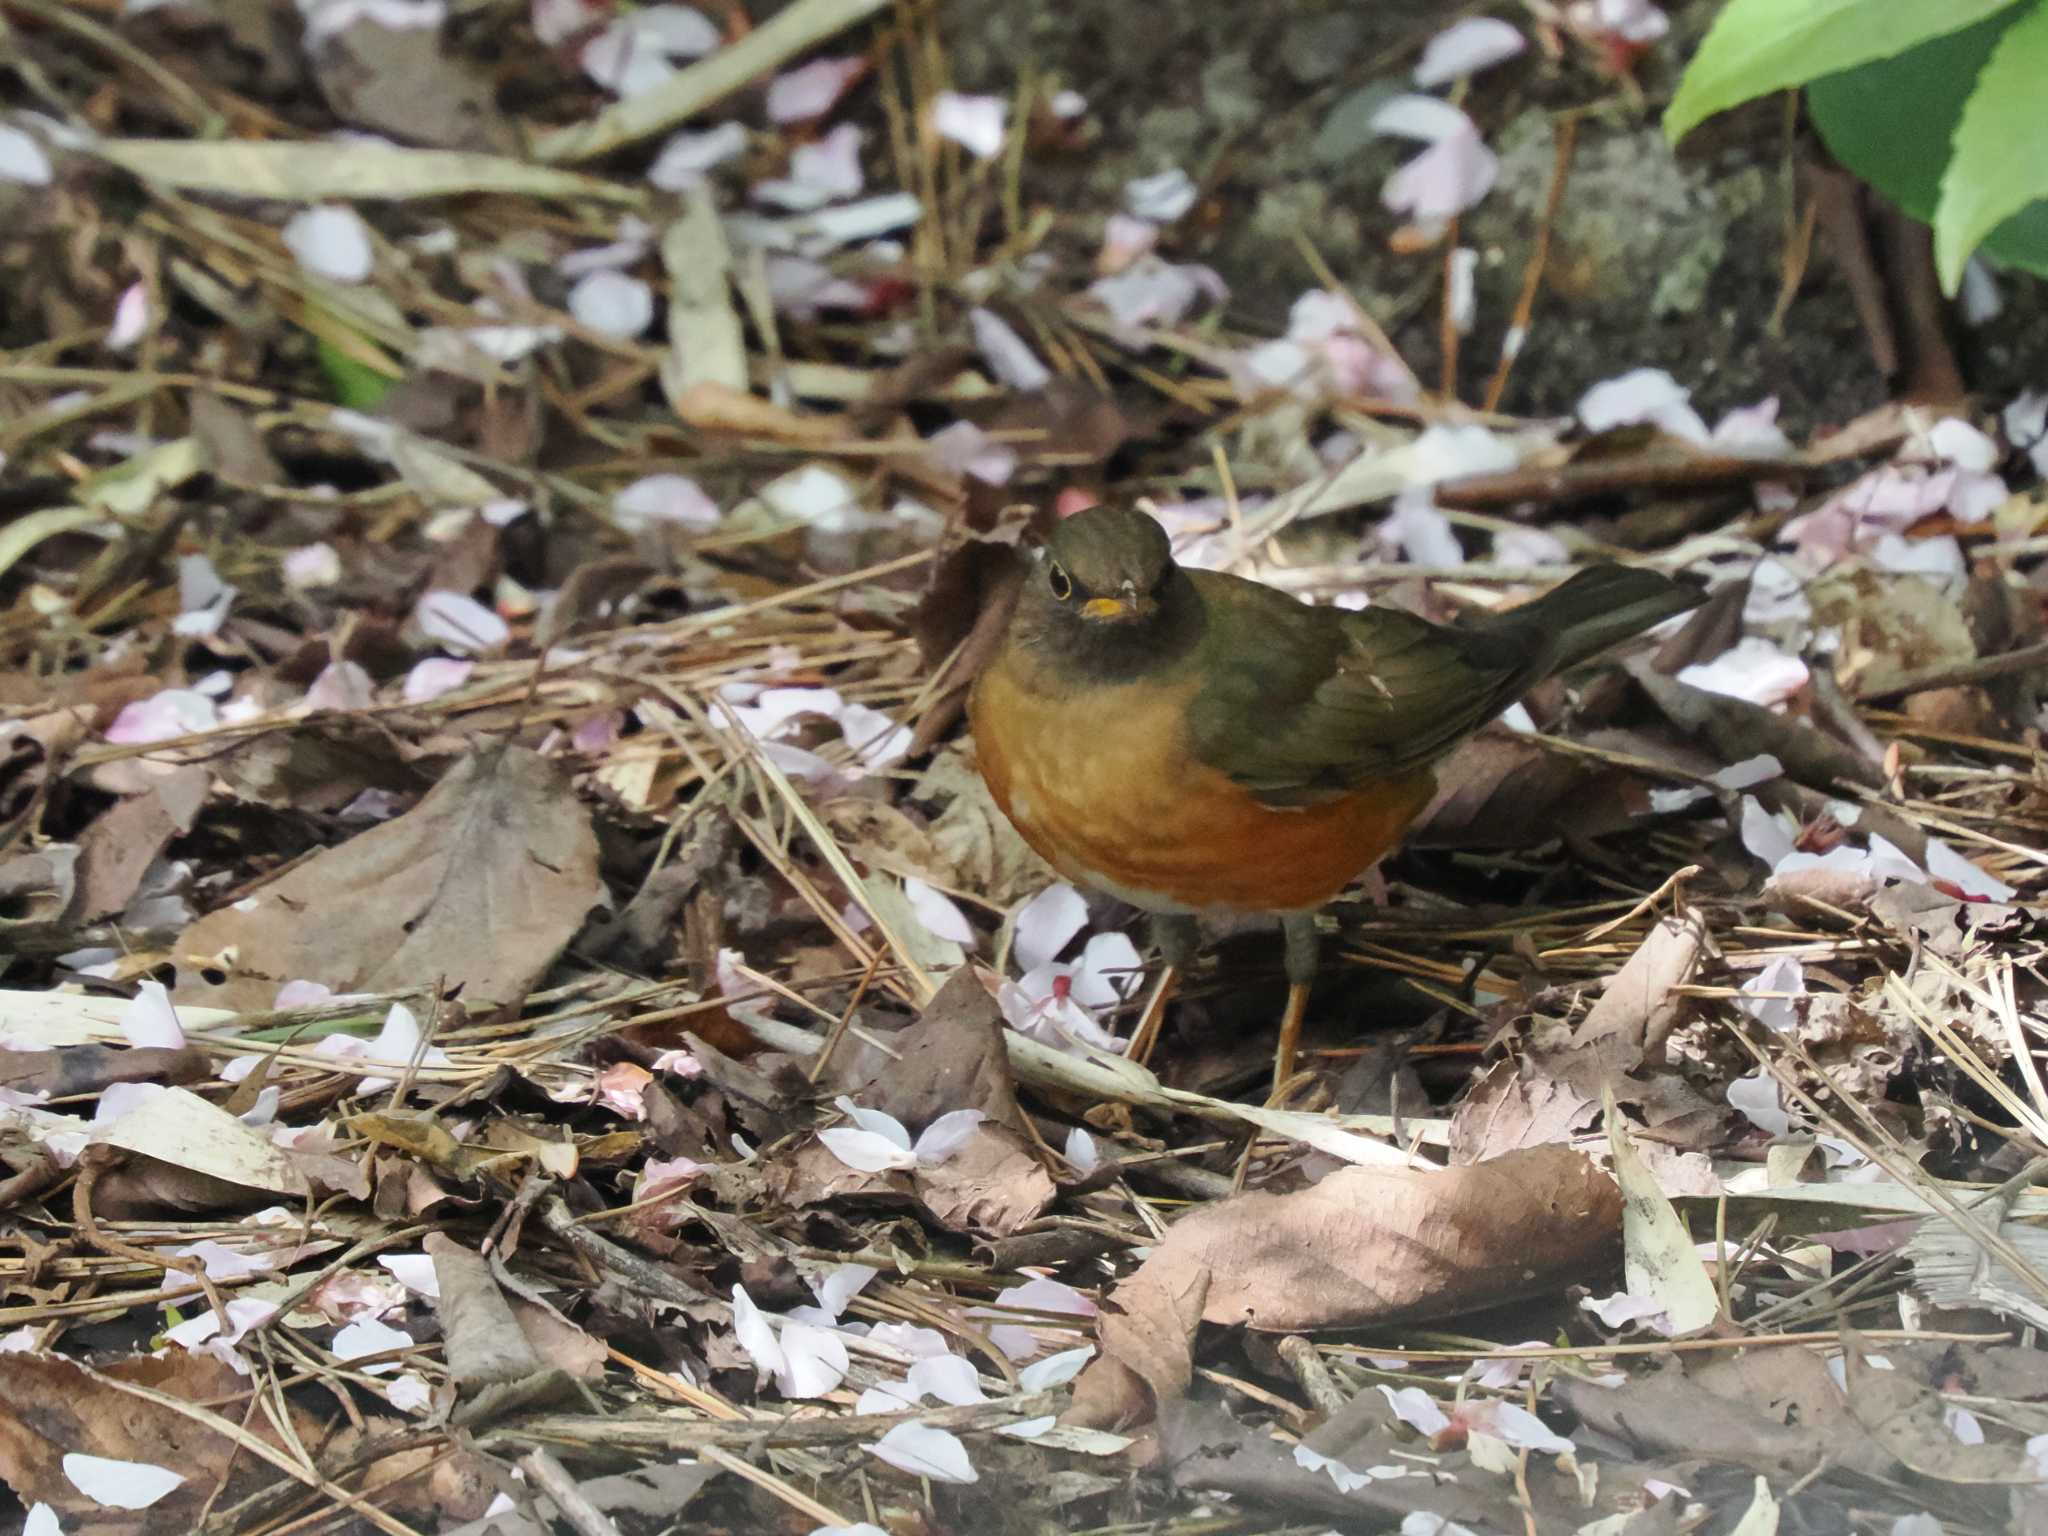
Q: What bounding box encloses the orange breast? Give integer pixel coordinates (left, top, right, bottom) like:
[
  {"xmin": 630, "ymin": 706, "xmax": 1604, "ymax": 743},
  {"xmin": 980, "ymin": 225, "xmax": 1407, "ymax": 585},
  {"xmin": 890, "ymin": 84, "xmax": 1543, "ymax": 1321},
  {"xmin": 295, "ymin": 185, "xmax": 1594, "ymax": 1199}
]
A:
[{"xmin": 969, "ymin": 651, "xmax": 1436, "ymax": 915}]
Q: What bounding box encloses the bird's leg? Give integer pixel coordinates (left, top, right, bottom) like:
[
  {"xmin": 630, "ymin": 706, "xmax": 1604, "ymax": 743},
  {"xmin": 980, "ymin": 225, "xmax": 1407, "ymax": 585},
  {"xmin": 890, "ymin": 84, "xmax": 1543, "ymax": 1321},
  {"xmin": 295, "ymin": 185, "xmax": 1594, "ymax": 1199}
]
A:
[
  {"xmin": 1273, "ymin": 913, "xmax": 1320, "ymax": 1097},
  {"xmin": 1127, "ymin": 913, "xmax": 1198, "ymax": 1066}
]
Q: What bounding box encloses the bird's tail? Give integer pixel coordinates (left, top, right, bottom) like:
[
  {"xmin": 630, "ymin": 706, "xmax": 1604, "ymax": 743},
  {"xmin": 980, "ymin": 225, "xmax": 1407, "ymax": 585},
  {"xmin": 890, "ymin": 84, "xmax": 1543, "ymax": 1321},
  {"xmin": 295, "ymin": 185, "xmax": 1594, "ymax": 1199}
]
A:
[{"xmin": 1492, "ymin": 564, "xmax": 1703, "ymax": 675}]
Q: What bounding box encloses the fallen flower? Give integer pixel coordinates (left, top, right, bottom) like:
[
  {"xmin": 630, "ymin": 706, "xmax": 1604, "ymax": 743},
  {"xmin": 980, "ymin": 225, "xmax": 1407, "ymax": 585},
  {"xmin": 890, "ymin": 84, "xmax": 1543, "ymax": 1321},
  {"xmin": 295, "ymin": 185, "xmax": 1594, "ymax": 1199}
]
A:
[{"xmin": 818, "ymin": 1097, "xmax": 986, "ymax": 1173}]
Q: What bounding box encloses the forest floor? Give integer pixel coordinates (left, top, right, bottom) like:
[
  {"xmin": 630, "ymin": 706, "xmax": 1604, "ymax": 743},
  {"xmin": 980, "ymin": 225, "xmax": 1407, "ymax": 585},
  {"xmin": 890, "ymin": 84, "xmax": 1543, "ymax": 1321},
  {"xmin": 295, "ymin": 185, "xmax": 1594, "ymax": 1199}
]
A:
[{"xmin": 3, "ymin": 1, "xmax": 2048, "ymax": 1534}]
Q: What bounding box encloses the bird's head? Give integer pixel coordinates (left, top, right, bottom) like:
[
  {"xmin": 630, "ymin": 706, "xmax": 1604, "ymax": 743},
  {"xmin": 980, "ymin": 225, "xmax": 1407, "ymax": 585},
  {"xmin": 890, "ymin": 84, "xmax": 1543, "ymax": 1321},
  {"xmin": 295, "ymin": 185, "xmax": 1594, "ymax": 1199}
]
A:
[{"xmin": 1038, "ymin": 505, "xmax": 1177, "ymax": 625}]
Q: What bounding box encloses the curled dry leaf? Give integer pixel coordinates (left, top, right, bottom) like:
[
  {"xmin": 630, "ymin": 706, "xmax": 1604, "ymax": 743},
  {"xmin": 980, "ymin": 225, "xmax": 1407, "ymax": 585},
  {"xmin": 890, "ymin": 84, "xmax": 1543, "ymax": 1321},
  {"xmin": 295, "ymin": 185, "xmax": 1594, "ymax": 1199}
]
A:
[
  {"xmin": 174, "ymin": 747, "xmax": 601, "ymax": 1011},
  {"xmin": 1081, "ymin": 1145, "xmax": 1620, "ymax": 1422}
]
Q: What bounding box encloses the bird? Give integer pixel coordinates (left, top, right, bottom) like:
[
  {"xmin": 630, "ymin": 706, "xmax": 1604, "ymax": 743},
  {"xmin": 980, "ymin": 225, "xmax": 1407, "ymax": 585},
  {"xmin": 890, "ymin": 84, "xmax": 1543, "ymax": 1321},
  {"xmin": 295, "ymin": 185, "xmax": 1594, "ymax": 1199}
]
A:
[{"xmin": 968, "ymin": 504, "xmax": 1701, "ymax": 1094}]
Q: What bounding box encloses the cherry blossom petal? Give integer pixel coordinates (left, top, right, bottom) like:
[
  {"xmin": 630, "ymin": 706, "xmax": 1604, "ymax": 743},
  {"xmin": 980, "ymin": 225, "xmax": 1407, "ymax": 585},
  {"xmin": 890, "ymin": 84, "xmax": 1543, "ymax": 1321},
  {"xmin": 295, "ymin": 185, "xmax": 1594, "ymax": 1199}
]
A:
[
  {"xmin": 568, "ymin": 270, "xmax": 654, "ymax": 338},
  {"xmin": 1012, "ymin": 884, "xmax": 1087, "ymax": 972},
  {"xmin": 911, "ymin": 1108, "xmax": 986, "ymax": 1166},
  {"xmin": 649, "ymin": 122, "xmax": 749, "ymax": 190},
  {"xmin": 907, "ymin": 1352, "xmax": 986, "ymax": 1404},
  {"xmin": 809, "ymin": 1263, "xmax": 877, "ymax": 1320},
  {"xmin": 377, "ymin": 1253, "xmax": 440, "ymax": 1298},
  {"xmin": 1577, "ymin": 366, "xmax": 1707, "ymax": 441},
  {"xmin": 1124, "ymin": 167, "xmax": 1197, "ymax": 221},
  {"xmin": 404, "ymin": 657, "xmax": 474, "ymax": 703},
  {"xmin": 774, "ymin": 1322, "xmax": 849, "ymax": 1398},
  {"xmin": 969, "ymin": 307, "xmax": 1051, "ymax": 392},
  {"xmin": 118, "ymin": 981, "xmax": 184, "ymax": 1049},
  {"xmin": 415, "ymin": 590, "xmax": 509, "ymax": 654},
  {"xmin": 332, "ymin": 1316, "xmax": 413, "ymax": 1373},
  {"xmin": 1413, "ymin": 17, "xmax": 1526, "ymax": 86},
  {"xmin": 108, "ymin": 282, "xmax": 150, "ymax": 350},
  {"xmin": 62, "ymin": 1454, "xmax": 183, "ymax": 1511},
  {"xmin": 1017, "ymin": 1344, "xmax": 1094, "ymax": 1390},
  {"xmin": 766, "ymin": 57, "xmax": 867, "ymax": 123},
  {"xmin": 864, "ymin": 1421, "xmax": 977, "ymax": 1483},
  {"xmin": 932, "ymin": 91, "xmax": 1006, "ymax": 158},
  {"xmin": 1675, "ymin": 637, "xmax": 1808, "ymax": 707},
  {"xmin": 283, "ymin": 206, "xmax": 374, "ymax": 285},
  {"xmin": 106, "ymin": 688, "xmax": 218, "ymax": 744},
  {"xmin": 0, "ymin": 124, "xmax": 53, "ymax": 185},
  {"xmin": 613, "ymin": 473, "xmax": 721, "ymax": 532},
  {"xmin": 904, "ymin": 878, "xmax": 975, "ymax": 944},
  {"xmin": 731, "ymin": 1284, "xmax": 786, "ymax": 1376}
]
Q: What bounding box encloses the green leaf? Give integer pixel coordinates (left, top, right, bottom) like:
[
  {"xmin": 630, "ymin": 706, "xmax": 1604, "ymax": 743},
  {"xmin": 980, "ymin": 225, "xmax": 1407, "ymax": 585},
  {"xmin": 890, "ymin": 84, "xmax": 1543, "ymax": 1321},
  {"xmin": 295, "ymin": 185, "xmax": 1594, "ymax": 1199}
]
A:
[
  {"xmin": 1664, "ymin": 0, "xmax": 2023, "ymax": 144},
  {"xmin": 1809, "ymin": 6, "xmax": 2048, "ymax": 284},
  {"xmin": 1935, "ymin": 1, "xmax": 2048, "ymax": 290},
  {"xmin": 316, "ymin": 338, "xmax": 398, "ymax": 410}
]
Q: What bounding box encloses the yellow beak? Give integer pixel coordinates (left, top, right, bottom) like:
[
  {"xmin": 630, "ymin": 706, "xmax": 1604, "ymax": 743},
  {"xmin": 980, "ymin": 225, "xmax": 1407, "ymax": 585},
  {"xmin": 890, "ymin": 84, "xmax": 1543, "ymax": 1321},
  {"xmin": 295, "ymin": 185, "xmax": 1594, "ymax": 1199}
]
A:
[{"xmin": 1080, "ymin": 594, "xmax": 1152, "ymax": 622}]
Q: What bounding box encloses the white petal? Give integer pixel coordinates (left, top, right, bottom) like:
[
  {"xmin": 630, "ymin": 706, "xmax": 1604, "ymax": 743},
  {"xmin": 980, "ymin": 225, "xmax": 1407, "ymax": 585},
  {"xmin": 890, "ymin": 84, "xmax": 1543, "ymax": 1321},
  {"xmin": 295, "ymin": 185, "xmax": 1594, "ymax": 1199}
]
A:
[
  {"xmin": 0, "ymin": 124, "xmax": 53, "ymax": 185},
  {"xmin": 118, "ymin": 981, "xmax": 184, "ymax": 1049},
  {"xmin": 376, "ymin": 1253, "xmax": 440, "ymax": 1297},
  {"xmin": 932, "ymin": 91, "xmax": 1006, "ymax": 158},
  {"xmin": 1414, "ymin": 18, "xmax": 1526, "ymax": 85},
  {"xmin": 415, "ymin": 590, "xmax": 510, "ymax": 654},
  {"xmin": 649, "ymin": 122, "xmax": 748, "ymax": 190},
  {"xmin": 62, "ymin": 1454, "xmax": 183, "ymax": 1510},
  {"xmin": 1123, "ymin": 167, "xmax": 1197, "ymax": 221},
  {"xmin": 1676, "ymin": 637, "xmax": 1808, "ymax": 707},
  {"xmin": 907, "ymin": 1352, "xmax": 986, "ymax": 1404},
  {"xmin": 832, "ymin": 1096, "xmax": 912, "ymax": 1148},
  {"xmin": 968, "ymin": 307, "xmax": 1050, "ymax": 392},
  {"xmin": 404, "ymin": 657, "xmax": 474, "ymax": 703},
  {"xmin": 1012, "ymin": 884, "xmax": 1087, "ymax": 972},
  {"xmin": 108, "ymin": 282, "xmax": 150, "ymax": 350},
  {"xmin": 773, "ymin": 1322, "xmax": 849, "ymax": 1398},
  {"xmin": 864, "ymin": 1421, "xmax": 978, "ymax": 1483},
  {"xmin": 819, "ymin": 1127, "xmax": 920, "ymax": 1173},
  {"xmin": 912, "ymin": 1108, "xmax": 986, "ymax": 1166},
  {"xmin": 809, "ymin": 1263, "xmax": 877, "ymax": 1321},
  {"xmin": 282, "ymin": 205, "xmax": 375, "ymax": 285},
  {"xmin": 568, "ymin": 270, "xmax": 654, "ymax": 338},
  {"xmin": 1018, "ymin": 1344, "xmax": 1094, "ymax": 1390},
  {"xmin": 1063, "ymin": 1126, "xmax": 1100, "ymax": 1174},
  {"xmin": 1072, "ymin": 931, "xmax": 1141, "ymax": 1010},
  {"xmin": 903, "ymin": 877, "xmax": 975, "ymax": 944},
  {"xmin": 332, "ymin": 1316, "xmax": 412, "ymax": 1372},
  {"xmin": 730, "ymin": 1284, "xmax": 786, "ymax": 1376},
  {"xmin": 1377, "ymin": 1384, "xmax": 1452, "ymax": 1437},
  {"xmin": 1923, "ymin": 837, "xmax": 2017, "ymax": 902},
  {"xmin": 766, "ymin": 56, "xmax": 865, "ymax": 123},
  {"xmin": 613, "ymin": 473, "xmax": 720, "ymax": 532},
  {"xmin": 1370, "ymin": 93, "xmax": 1472, "ymax": 144}
]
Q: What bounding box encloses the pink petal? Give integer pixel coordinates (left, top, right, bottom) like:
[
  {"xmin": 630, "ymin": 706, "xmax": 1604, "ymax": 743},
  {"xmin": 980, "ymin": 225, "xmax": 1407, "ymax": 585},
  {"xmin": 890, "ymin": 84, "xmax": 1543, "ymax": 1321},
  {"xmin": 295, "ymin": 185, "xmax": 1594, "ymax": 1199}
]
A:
[{"xmin": 766, "ymin": 57, "xmax": 866, "ymax": 123}]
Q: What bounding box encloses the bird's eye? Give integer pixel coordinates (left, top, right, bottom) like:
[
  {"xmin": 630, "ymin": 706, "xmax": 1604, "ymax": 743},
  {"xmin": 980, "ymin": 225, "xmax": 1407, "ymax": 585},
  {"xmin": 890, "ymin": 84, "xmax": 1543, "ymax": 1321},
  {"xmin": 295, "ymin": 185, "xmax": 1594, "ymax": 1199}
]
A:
[{"xmin": 1047, "ymin": 562, "xmax": 1072, "ymax": 601}]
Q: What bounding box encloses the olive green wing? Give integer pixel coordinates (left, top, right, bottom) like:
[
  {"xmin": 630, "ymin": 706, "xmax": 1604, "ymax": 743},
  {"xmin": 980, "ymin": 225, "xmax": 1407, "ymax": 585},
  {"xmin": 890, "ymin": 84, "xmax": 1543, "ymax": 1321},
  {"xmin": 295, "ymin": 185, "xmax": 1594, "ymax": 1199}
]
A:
[
  {"xmin": 1183, "ymin": 564, "xmax": 1699, "ymax": 809},
  {"xmin": 1184, "ymin": 572, "xmax": 1536, "ymax": 808}
]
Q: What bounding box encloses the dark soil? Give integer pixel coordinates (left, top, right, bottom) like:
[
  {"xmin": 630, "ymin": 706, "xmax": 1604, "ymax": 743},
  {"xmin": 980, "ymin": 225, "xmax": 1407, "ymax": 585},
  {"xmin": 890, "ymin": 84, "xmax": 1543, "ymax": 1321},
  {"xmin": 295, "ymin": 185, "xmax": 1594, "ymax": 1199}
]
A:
[{"xmin": 949, "ymin": 0, "xmax": 2048, "ymax": 433}]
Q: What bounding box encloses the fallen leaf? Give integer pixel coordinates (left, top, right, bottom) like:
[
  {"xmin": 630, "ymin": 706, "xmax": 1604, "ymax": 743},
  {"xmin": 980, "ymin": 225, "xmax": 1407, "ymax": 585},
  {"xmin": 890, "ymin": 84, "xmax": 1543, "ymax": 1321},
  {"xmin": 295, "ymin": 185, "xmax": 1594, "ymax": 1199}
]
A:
[
  {"xmin": 1083, "ymin": 1146, "xmax": 1620, "ymax": 1421},
  {"xmin": 174, "ymin": 747, "xmax": 601, "ymax": 1011}
]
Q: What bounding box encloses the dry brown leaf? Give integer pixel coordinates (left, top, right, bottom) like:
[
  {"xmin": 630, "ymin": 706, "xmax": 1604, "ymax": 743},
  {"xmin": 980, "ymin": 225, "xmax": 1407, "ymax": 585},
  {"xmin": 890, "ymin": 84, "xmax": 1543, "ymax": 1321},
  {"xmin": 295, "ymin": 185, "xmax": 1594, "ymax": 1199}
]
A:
[
  {"xmin": 1555, "ymin": 1346, "xmax": 1895, "ymax": 1480},
  {"xmin": 173, "ymin": 746, "xmax": 600, "ymax": 1011},
  {"xmin": 835, "ymin": 964, "xmax": 1032, "ymax": 1136},
  {"xmin": 911, "ymin": 1122, "xmax": 1055, "ymax": 1236},
  {"xmin": 0, "ymin": 1352, "xmax": 321, "ymax": 1533},
  {"xmin": 1448, "ymin": 1056, "xmax": 1599, "ymax": 1163},
  {"xmin": 1841, "ymin": 1334, "xmax": 2047, "ymax": 1485},
  {"xmin": 1576, "ymin": 911, "xmax": 1706, "ymax": 1060},
  {"xmin": 1090, "ymin": 1145, "xmax": 1621, "ymax": 1394}
]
